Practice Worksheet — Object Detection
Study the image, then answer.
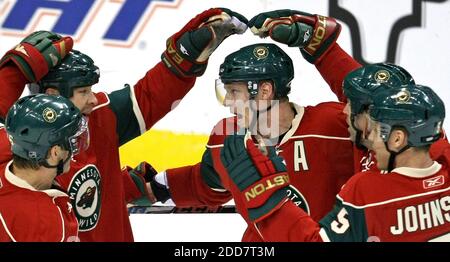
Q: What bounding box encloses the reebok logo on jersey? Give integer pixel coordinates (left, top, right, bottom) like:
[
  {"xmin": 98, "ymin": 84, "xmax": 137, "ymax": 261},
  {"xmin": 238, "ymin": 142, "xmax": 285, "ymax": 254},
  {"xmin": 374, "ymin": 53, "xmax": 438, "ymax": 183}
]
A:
[{"xmin": 423, "ymin": 175, "xmax": 444, "ymax": 189}]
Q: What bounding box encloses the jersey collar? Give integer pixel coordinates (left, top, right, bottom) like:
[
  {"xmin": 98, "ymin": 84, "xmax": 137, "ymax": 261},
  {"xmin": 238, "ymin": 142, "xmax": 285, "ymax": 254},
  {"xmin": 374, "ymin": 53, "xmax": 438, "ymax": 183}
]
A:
[
  {"xmin": 392, "ymin": 161, "xmax": 442, "ymax": 178},
  {"xmin": 5, "ymin": 161, "xmax": 68, "ymax": 197},
  {"xmin": 278, "ymin": 103, "xmax": 304, "ymax": 146}
]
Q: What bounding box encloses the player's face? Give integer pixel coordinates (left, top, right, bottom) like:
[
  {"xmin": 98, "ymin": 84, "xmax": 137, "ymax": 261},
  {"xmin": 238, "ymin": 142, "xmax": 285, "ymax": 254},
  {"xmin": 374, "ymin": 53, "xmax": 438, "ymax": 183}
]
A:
[
  {"xmin": 70, "ymin": 86, "xmax": 98, "ymax": 115},
  {"xmin": 366, "ymin": 120, "xmax": 390, "ymax": 170},
  {"xmin": 223, "ymin": 82, "xmax": 251, "ymax": 128},
  {"xmin": 343, "ymin": 102, "xmax": 370, "ymax": 145}
]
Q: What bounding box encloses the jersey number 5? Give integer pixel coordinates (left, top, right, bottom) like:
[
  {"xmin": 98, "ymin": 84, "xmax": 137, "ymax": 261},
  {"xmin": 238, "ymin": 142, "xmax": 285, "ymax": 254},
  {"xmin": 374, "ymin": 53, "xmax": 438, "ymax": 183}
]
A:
[{"xmin": 330, "ymin": 208, "xmax": 350, "ymax": 234}]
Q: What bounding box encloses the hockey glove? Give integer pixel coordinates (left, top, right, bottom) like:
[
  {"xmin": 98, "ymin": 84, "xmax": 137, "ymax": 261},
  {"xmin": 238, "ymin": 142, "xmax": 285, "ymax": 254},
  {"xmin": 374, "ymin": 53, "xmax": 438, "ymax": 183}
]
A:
[
  {"xmin": 249, "ymin": 9, "xmax": 341, "ymax": 63},
  {"xmin": 220, "ymin": 133, "xmax": 290, "ymax": 222},
  {"xmin": 162, "ymin": 8, "xmax": 248, "ymax": 78},
  {"xmin": 0, "ymin": 30, "xmax": 73, "ymax": 82},
  {"xmin": 127, "ymin": 162, "xmax": 171, "ymax": 206}
]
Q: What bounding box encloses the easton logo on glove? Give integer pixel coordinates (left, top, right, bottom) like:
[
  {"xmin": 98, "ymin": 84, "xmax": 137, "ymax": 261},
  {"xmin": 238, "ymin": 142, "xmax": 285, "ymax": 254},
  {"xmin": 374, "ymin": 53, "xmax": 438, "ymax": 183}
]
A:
[
  {"xmin": 243, "ymin": 172, "xmax": 289, "ymax": 207},
  {"xmin": 248, "ymin": 9, "xmax": 341, "ymax": 64},
  {"xmin": 221, "ymin": 132, "xmax": 290, "ymax": 221},
  {"xmin": 304, "ymin": 15, "xmax": 328, "ymax": 54}
]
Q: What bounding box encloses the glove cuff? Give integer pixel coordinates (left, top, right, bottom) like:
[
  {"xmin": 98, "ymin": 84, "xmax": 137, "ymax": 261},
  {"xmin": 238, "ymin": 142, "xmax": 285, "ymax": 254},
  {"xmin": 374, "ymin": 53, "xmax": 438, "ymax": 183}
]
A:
[
  {"xmin": 248, "ymin": 189, "xmax": 289, "ymax": 222},
  {"xmin": 0, "ymin": 43, "xmax": 50, "ymax": 82},
  {"xmin": 161, "ymin": 36, "xmax": 208, "ymax": 78},
  {"xmin": 300, "ymin": 15, "xmax": 341, "ymax": 64}
]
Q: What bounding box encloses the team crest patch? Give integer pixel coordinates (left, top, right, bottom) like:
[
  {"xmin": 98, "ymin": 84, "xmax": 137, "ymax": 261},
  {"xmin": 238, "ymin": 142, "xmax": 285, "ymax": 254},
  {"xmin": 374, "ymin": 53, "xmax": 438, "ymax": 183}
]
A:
[
  {"xmin": 394, "ymin": 89, "xmax": 411, "ymax": 104},
  {"xmin": 286, "ymin": 185, "xmax": 310, "ymax": 214},
  {"xmin": 68, "ymin": 164, "xmax": 102, "ymax": 232},
  {"xmin": 374, "ymin": 70, "xmax": 390, "ymax": 83},
  {"xmin": 42, "ymin": 107, "xmax": 57, "ymax": 123},
  {"xmin": 253, "ymin": 46, "xmax": 269, "ymax": 59}
]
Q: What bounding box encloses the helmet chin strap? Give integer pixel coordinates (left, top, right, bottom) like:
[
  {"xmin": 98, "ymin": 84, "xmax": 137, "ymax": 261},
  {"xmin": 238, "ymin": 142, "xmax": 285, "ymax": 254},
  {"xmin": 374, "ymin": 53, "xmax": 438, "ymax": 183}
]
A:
[
  {"xmin": 41, "ymin": 152, "xmax": 72, "ymax": 176},
  {"xmin": 384, "ymin": 142, "xmax": 410, "ymax": 172},
  {"xmin": 351, "ymin": 114, "xmax": 366, "ymax": 150}
]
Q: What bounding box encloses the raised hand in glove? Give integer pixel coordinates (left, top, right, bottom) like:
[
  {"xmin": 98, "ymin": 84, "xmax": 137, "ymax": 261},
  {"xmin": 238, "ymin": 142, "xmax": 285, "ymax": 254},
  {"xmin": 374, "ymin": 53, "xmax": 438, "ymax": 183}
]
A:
[
  {"xmin": 248, "ymin": 9, "xmax": 341, "ymax": 63},
  {"xmin": 220, "ymin": 132, "xmax": 290, "ymax": 222},
  {"xmin": 162, "ymin": 8, "xmax": 248, "ymax": 78},
  {"xmin": 0, "ymin": 30, "xmax": 73, "ymax": 82},
  {"xmin": 127, "ymin": 162, "xmax": 171, "ymax": 206}
]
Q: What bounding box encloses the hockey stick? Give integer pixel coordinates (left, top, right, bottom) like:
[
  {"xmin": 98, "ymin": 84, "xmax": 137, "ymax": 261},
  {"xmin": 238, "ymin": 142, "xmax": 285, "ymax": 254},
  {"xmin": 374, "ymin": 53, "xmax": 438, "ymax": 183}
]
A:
[{"xmin": 128, "ymin": 205, "xmax": 237, "ymax": 214}]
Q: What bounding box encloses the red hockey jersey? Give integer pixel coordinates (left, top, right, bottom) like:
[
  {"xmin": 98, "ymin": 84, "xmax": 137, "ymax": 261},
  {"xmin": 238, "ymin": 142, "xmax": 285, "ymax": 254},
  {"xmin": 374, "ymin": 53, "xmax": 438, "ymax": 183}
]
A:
[
  {"xmin": 167, "ymin": 102, "xmax": 355, "ymax": 241},
  {"xmin": 0, "ymin": 62, "xmax": 196, "ymax": 241},
  {"xmin": 0, "ymin": 162, "xmax": 79, "ymax": 242},
  {"xmin": 254, "ymin": 141, "xmax": 450, "ymax": 242},
  {"xmin": 166, "ymin": 43, "xmax": 362, "ymax": 241}
]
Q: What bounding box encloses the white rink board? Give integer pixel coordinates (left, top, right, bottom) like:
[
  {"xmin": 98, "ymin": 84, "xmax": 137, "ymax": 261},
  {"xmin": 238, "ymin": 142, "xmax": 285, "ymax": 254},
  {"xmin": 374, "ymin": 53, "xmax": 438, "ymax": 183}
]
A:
[
  {"xmin": 130, "ymin": 213, "xmax": 247, "ymax": 242},
  {"xmin": 0, "ymin": 0, "xmax": 449, "ymax": 134}
]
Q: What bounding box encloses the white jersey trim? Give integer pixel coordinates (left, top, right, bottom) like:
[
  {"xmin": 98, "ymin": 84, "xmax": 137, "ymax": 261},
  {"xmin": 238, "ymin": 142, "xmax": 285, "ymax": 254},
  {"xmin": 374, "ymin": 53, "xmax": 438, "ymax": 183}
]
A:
[
  {"xmin": 0, "ymin": 212, "xmax": 17, "ymax": 242},
  {"xmin": 279, "ymin": 103, "xmax": 305, "ymax": 146},
  {"xmin": 210, "ymin": 188, "xmax": 228, "ymax": 192},
  {"xmin": 319, "ymin": 228, "xmax": 331, "ymax": 242},
  {"xmin": 92, "ymin": 92, "xmax": 110, "ymax": 111},
  {"xmin": 392, "ymin": 161, "xmax": 442, "ymax": 178},
  {"xmin": 129, "ymin": 85, "xmax": 146, "ymax": 134},
  {"xmin": 289, "ymin": 134, "xmax": 351, "ymax": 141},
  {"xmin": 206, "ymin": 144, "xmax": 224, "ymax": 149},
  {"xmin": 5, "ymin": 161, "xmax": 34, "ymax": 191},
  {"xmin": 52, "ymin": 198, "xmax": 65, "ymax": 242},
  {"xmin": 5, "ymin": 161, "xmax": 68, "ymax": 197},
  {"xmin": 337, "ymin": 185, "xmax": 450, "ymax": 209}
]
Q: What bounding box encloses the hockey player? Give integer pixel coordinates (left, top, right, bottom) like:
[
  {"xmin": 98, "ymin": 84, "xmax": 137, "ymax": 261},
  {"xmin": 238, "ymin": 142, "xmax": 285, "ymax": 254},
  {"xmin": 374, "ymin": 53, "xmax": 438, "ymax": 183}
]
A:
[
  {"xmin": 221, "ymin": 83, "xmax": 450, "ymax": 242},
  {"xmin": 0, "ymin": 94, "xmax": 86, "ymax": 242},
  {"xmin": 0, "ymin": 8, "xmax": 248, "ymax": 241},
  {"xmin": 247, "ymin": 9, "xmax": 447, "ymax": 172},
  {"xmin": 134, "ymin": 11, "xmax": 449, "ymax": 242},
  {"xmin": 139, "ymin": 42, "xmax": 356, "ymax": 241}
]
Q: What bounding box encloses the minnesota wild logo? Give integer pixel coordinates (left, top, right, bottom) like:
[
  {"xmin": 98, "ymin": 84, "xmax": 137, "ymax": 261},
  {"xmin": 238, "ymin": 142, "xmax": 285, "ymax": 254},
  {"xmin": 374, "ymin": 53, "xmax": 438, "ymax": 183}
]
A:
[
  {"xmin": 286, "ymin": 185, "xmax": 310, "ymax": 214},
  {"xmin": 68, "ymin": 165, "xmax": 101, "ymax": 232},
  {"xmin": 42, "ymin": 107, "xmax": 57, "ymax": 123},
  {"xmin": 253, "ymin": 46, "xmax": 269, "ymax": 59},
  {"xmin": 395, "ymin": 89, "xmax": 411, "ymax": 104},
  {"xmin": 374, "ymin": 70, "xmax": 390, "ymax": 83}
]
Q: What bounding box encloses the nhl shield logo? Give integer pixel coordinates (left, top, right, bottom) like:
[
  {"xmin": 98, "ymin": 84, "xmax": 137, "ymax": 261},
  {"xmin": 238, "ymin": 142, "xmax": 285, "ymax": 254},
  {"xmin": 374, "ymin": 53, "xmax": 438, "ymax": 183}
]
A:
[{"xmin": 68, "ymin": 164, "xmax": 102, "ymax": 232}]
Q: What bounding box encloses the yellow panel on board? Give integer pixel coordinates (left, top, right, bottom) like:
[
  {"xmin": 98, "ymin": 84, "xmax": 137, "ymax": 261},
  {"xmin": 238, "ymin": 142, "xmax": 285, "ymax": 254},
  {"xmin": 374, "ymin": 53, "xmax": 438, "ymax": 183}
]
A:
[{"xmin": 119, "ymin": 129, "xmax": 209, "ymax": 171}]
